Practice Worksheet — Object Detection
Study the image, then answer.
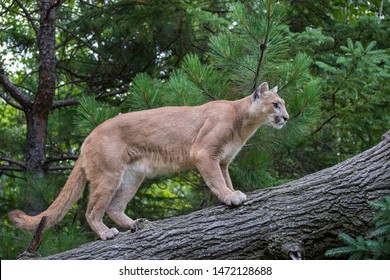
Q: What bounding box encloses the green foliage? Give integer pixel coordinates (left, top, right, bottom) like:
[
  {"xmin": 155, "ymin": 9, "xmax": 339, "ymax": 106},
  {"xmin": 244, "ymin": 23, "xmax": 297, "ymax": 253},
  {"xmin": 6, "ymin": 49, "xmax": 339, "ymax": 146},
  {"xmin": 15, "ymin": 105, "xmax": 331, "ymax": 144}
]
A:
[
  {"xmin": 209, "ymin": 1, "xmax": 289, "ymax": 91},
  {"xmin": 287, "ymin": 12, "xmax": 390, "ymax": 172},
  {"xmin": 128, "ymin": 174, "xmax": 208, "ymax": 221},
  {"xmin": 315, "ymin": 38, "xmax": 389, "ymax": 161},
  {"xmin": 126, "ymin": 73, "xmax": 164, "ymax": 110},
  {"xmin": 180, "ymin": 54, "xmax": 231, "ymax": 101},
  {"xmin": 0, "ymin": 223, "xmax": 88, "ymax": 259},
  {"xmin": 75, "ymin": 96, "xmax": 121, "ymax": 135},
  {"xmin": 126, "ymin": 54, "xmax": 231, "ymax": 110},
  {"xmin": 326, "ymin": 197, "xmax": 390, "ymax": 260},
  {"xmin": 287, "ymin": 0, "xmax": 387, "ymax": 32},
  {"xmin": 0, "ymin": 173, "xmax": 88, "ymax": 259}
]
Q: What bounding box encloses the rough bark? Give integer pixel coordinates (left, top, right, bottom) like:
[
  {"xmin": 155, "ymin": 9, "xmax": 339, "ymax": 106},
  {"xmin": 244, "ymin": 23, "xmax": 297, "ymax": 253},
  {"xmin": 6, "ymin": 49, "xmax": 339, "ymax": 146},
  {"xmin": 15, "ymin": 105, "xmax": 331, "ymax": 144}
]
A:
[
  {"xmin": 45, "ymin": 131, "xmax": 390, "ymax": 260},
  {"xmin": 25, "ymin": 0, "xmax": 57, "ymax": 174}
]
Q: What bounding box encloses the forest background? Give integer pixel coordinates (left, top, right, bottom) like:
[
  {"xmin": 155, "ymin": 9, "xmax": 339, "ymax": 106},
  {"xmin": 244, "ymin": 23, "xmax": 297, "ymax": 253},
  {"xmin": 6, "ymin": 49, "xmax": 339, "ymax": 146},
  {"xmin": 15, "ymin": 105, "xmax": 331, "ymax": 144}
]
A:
[{"xmin": 0, "ymin": 0, "xmax": 389, "ymax": 259}]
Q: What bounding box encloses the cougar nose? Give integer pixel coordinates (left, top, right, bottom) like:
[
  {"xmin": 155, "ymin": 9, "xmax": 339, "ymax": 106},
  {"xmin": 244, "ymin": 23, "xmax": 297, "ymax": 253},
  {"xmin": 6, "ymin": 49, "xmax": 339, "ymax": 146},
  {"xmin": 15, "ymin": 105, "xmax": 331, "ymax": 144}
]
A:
[{"xmin": 283, "ymin": 114, "xmax": 289, "ymax": 122}]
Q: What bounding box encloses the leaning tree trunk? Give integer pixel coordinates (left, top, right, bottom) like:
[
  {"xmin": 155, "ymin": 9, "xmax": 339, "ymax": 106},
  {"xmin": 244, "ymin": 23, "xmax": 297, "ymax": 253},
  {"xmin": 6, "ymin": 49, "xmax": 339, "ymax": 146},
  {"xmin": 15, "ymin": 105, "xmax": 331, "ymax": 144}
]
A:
[{"xmin": 45, "ymin": 132, "xmax": 390, "ymax": 260}]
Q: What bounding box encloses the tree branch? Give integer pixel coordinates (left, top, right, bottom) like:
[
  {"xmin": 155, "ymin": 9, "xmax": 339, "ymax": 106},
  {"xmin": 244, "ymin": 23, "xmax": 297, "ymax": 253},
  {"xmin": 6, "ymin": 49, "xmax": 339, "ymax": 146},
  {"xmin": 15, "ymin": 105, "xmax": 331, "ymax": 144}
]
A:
[
  {"xmin": 0, "ymin": 165, "xmax": 25, "ymax": 171},
  {"xmin": 47, "ymin": 0, "xmax": 63, "ymax": 18},
  {"xmin": 45, "ymin": 154, "xmax": 78, "ymax": 171},
  {"xmin": 0, "ymin": 63, "xmax": 32, "ymax": 109},
  {"xmin": 45, "ymin": 154, "xmax": 78, "ymax": 164},
  {"xmin": 0, "ymin": 156, "xmax": 26, "ymax": 169},
  {"xmin": 44, "ymin": 132, "xmax": 390, "ymax": 260},
  {"xmin": 0, "ymin": 155, "xmax": 78, "ymax": 172},
  {"xmin": 56, "ymin": 64, "xmax": 91, "ymax": 80},
  {"xmin": 51, "ymin": 87, "xmax": 129, "ymax": 109},
  {"xmin": 44, "ymin": 153, "xmax": 78, "ymax": 172},
  {"xmin": 0, "ymin": 91, "xmax": 24, "ymax": 110},
  {"xmin": 46, "ymin": 166, "xmax": 73, "ymax": 171}
]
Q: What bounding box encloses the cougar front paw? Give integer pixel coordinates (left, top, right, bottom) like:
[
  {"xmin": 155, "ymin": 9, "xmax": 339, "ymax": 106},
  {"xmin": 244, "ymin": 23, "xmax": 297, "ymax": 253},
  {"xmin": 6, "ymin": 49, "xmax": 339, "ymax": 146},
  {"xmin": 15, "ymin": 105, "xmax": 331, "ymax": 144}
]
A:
[
  {"xmin": 100, "ymin": 227, "xmax": 119, "ymax": 240},
  {"xmin": 223, "ymin": 191, "xmax": 247, "ymax": 206},
  {"xmin": 131, "ymin": 218, "xmax": 149, "ymax": 233}
]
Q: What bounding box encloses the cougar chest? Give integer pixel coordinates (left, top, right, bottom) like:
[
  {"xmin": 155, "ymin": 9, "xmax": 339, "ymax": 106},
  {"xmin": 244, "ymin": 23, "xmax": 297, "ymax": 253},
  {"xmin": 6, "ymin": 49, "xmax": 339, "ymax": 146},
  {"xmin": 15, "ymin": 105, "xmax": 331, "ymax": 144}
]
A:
[{"xmin": 220, "ymin": 143, "xmax": 243, "ymax": 163}]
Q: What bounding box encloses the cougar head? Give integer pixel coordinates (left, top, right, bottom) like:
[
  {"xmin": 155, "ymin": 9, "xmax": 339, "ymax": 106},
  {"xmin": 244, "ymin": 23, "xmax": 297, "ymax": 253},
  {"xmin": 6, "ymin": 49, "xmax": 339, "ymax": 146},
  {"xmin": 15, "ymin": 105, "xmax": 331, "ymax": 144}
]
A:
[{"xmin": 251, "ymin": 82, "xmax": 289, "ymax": 129}]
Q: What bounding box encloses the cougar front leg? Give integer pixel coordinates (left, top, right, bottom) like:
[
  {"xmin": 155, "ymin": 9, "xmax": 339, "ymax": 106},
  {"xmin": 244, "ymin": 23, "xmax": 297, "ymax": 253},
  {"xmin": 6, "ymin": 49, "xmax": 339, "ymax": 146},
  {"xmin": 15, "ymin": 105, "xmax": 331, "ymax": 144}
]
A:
[
  {"xmin": 220, "ymin": 163, "xmax": 234, "ymax": 191},
  {"xmin": 194, "ymin": 152, "xmax": 246, "ymax": 206},
  {"xmin": 220, "ymin": 162, "xmax": 247, "ymax": 204}
]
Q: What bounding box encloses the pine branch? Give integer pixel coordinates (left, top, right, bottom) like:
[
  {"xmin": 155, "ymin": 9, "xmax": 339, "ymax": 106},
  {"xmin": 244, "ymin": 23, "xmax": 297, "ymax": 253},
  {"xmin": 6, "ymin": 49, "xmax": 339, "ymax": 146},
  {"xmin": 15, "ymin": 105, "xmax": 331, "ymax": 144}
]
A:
[{"xmin": 252, "ymin": 0, "xmax": 271, "ymax": 91}]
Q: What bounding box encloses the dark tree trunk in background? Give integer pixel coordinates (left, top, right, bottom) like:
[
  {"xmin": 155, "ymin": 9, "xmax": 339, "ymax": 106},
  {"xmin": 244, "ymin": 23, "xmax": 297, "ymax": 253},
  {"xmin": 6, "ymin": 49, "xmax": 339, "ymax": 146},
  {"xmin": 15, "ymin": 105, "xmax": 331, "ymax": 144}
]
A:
[
  {"xmin": 45, "ymin": 131, "xmax": 390, "ymax": 260},
  {"xmin": 24, "ymin": 0, "xmax": 57, "ymax": 175}
]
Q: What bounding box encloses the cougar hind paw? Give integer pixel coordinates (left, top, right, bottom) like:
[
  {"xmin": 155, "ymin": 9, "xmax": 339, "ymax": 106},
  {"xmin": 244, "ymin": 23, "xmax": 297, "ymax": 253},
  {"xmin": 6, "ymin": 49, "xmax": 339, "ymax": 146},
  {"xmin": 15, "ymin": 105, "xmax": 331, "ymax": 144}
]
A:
[{"xmin": 131, "ymin": 218, "xmax": 149, "ymax": 233}]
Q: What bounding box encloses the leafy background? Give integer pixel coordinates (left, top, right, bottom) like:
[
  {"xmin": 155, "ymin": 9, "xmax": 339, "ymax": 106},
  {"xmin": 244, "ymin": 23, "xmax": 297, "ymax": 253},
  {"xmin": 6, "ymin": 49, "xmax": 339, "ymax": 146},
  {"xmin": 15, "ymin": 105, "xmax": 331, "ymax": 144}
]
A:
[{"xmin": 0, "ymin": 0, "xmax": 389, "ymax": 259}]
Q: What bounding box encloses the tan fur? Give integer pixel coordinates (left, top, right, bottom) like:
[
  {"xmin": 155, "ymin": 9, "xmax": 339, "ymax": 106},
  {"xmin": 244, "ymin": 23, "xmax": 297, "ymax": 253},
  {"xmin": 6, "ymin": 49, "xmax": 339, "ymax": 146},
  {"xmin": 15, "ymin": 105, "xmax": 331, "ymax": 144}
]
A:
[{"xmin": 8, "ymin": 82, "xmax": 289, "ymax": 240}]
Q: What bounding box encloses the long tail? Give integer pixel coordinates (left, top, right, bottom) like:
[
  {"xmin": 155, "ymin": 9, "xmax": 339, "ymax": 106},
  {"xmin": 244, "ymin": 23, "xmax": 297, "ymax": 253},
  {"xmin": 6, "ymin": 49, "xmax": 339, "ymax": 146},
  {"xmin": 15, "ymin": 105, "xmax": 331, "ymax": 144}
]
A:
[{"xmin": 8, "ymin": 156, "xmax": 87, "ymax": 231}]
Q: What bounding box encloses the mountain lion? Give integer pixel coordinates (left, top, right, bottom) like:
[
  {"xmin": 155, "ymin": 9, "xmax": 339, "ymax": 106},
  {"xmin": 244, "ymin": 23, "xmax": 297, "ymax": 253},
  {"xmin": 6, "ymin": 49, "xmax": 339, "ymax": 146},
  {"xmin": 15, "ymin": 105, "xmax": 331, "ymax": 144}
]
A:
[{"xmin": 8, "ymin": 82, "xmax": 289, "ymax": 240}]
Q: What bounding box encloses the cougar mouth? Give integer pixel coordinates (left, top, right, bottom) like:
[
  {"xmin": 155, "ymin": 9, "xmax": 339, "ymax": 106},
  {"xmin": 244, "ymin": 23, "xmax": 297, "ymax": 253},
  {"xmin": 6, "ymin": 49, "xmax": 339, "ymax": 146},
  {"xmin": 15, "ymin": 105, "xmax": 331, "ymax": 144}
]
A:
[
  {"xmin": 272, "ymin": 115, "xmax": 288, "ymax": 129},
  {"xmin": 272, "ymin": 121, "xmax": 286, "ymax": 129}
]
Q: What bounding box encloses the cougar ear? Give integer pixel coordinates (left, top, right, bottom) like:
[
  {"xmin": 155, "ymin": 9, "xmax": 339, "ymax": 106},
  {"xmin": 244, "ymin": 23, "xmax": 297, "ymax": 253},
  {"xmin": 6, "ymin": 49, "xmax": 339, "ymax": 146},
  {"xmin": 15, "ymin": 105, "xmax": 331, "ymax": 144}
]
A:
[
  {"xmin": 270, "ymin": 86, "xmax": 278, "ymax": 93},
  {"xmin": 252, "ymin": 82, "xmax": 269, "ymax": 100},
  {"xmin": 259, "ymin": 82, "xmax": 269, "ymax": 94}
]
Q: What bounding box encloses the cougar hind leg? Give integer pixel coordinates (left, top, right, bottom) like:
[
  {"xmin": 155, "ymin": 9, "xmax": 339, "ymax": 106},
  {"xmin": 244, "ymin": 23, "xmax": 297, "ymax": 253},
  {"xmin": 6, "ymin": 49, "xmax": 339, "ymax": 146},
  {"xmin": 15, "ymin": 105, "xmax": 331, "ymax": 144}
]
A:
[
  {"xmin": 106, "ymin": 166, "xmax": 145, "ymax": 230},
  {"xmin": 86, "ymin": 172, "xmax": 122, "ymax": 240}
]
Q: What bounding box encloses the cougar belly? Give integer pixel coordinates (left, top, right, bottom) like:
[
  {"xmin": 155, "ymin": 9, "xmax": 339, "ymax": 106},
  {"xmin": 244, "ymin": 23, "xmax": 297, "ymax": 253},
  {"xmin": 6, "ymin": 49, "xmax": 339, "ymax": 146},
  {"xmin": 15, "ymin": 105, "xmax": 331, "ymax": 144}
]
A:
[{"xmin": 126, "ymin": 154, "xmax": 193, "ymax": 179}]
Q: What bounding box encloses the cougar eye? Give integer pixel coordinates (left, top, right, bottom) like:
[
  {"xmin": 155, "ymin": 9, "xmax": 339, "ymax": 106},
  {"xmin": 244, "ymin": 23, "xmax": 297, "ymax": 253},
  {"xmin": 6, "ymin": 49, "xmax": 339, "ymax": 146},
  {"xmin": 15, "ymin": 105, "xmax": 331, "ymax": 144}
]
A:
[{"xmin": 273, "ymin": 102, "xmax": 280, "ymax": 109}]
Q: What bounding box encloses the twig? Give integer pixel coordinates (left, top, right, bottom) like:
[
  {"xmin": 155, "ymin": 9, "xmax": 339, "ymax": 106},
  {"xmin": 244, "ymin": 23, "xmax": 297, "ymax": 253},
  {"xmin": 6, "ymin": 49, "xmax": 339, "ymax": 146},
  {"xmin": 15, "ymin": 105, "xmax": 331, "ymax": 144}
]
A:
[
  {"xmin": 0, "ymin": 0, "xmax": 16, "ymax": 17},
  {"xmin": 311, "ymin": 114, "xmax": 337, "ymax": 135},
  {"xmin": 14, "ymin": 0, "xmax": 39, "ymax": 35},
  {"xmin": 18, "ymin": 216, "xmax": 47, "ymax": 259}
]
